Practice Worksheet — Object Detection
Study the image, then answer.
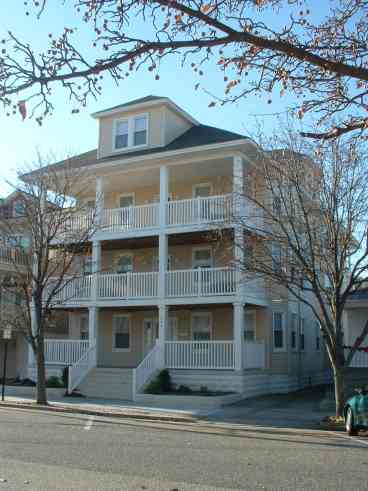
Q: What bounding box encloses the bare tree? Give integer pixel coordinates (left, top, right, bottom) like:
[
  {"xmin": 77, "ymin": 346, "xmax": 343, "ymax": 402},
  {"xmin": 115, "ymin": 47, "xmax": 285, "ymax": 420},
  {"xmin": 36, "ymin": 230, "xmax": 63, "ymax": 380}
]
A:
[
  {"xmin": 0, "ymin": 153, "xmax": 97, "ymax": 404},
  {"xmin": 0, "ymin": 1, "xmax": 367, "ymax": 139},
  {"xmin": 233, "ymin": 127, "xmax": 368, "ymax": 416}
]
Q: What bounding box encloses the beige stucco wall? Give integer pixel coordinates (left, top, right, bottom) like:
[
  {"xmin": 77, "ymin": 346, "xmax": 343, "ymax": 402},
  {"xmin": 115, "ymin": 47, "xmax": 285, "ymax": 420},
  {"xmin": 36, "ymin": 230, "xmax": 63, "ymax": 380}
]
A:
[{"xmin": 163, "ymin": 106, "xmax": 192, "ymax": 146}]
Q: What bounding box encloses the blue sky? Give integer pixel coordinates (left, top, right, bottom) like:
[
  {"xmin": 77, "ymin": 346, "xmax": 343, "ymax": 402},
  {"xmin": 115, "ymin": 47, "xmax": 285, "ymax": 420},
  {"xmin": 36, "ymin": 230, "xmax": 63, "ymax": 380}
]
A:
[{"xmin": 0, "ymin": 1, "xmax": 318, "ymax": 194}]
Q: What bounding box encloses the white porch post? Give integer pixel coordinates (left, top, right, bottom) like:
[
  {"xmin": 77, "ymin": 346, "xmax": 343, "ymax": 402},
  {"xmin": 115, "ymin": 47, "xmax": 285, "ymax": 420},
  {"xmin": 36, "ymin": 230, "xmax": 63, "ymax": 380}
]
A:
[
  {"xmin": 158, "ymin": 305, "xmax": 168, "ymax": 368},
  {"xmin": 233, "ymin": 302, "xmax": 244, "ymax": 371},
  {"xmin": 88, "ymin": 306, "xmax": 98, "ymax": 352},
  {"xmin": 95, "ymin": 176, "xmax": 105, "ymax": 228},
  {"xmin": 91, "ymin": 240, "xmax": 101, "ymax": 301},
  {"xmin": 233, "ymin": 155, "xmax": 245, "ymax": 299},
  {"xmin": 158, "ymin": 165, "xmax": 169, "ymax": 300}
]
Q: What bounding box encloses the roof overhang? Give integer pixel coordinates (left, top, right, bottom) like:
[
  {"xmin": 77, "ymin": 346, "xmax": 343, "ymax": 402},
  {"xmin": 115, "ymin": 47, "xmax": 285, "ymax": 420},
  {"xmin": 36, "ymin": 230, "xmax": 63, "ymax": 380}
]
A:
[{"xmin": 91, "ymin": 97, "xmax": 199, "ymax": 126}]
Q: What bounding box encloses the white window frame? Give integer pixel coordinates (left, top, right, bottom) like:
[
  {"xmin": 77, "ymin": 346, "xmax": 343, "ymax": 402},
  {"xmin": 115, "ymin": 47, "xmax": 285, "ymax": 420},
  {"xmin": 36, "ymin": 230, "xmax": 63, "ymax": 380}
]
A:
[
  {"xmin": 273, "ymin": 312, "xmax": 286, "ymax": 352},
  {"xmin": 192, "ymin": 246, "xmax": 213, "ymax": 269},
  {"xmin": 112, "ymin": 113, "xmax": 149, "ymax": 152},
  {"xmin": 112, "ymin": 315, "xmax": 131, "ymax": 352},
  {"xmin": 192, "ymin": 182, "xmax": 213, "ymax": 198},
  {"xmin": 114, "ymin": 252, "xmax": 133, "ymax": 274},
  {"xmin": 118, "ymin": 192, "xmax": 135, "ymax": 208},
  {"xmin": 244, "ymin": 310, "xmax": 256, "ymax": 342},
  {"xmin": 191, "ymin": 312, "xmax": 212, "ymax": 341}
]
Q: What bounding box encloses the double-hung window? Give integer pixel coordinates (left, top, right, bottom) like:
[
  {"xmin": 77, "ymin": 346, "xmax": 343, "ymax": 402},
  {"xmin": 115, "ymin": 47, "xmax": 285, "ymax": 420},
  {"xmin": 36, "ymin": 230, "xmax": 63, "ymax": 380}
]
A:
[
  {"xmin": 272, "ymin": 243, "xmax": 282, "ymax": 274},
  {"xmin": 244, "ymin": 311, "xmax": 256, "ymax": 342},
  {"xmin": 133, "ymin": 116, "xmax": 147, "ymax": 146},
  {"xmin": 115, "ymin": 120, "xmax": 129, "ymax": 149},
  {"xmin": 273, "ymin": 312, "xmax": 285, "ymax": 351},
  {"xmin": 114, "ymin": 114, "xmax": 148, "ymax": 150},
  {"xmin": 112, "ymin": 316, "xmax": 130, "ymax": 351}
]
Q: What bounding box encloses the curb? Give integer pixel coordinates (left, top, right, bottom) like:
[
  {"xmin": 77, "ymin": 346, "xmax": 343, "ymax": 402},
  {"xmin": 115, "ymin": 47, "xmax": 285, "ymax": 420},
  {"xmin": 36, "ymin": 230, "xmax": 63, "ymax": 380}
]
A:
[{"xmin": 0, "ymin": 401, "xmax": 197, "ymax": 424}]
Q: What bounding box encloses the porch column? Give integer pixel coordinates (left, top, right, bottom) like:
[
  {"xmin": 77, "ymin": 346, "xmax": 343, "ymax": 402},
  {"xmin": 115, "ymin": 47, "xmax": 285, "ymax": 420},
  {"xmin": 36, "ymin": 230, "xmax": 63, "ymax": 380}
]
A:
[
  {"xmin": 233, "ymin": 302, "xmax": 244, "ymax": 371},
  {"xmin": 91, "ymin": 240, "xmax": 101, "ymax": 302},
  {"xmin": 233, "ymin": 155, "xmax": 245, "ymax": 299},
  {"xmin": 95, "ymin": 176, "xmax": 105, "ymax": 227},
  {"xmin": 88, "ymin": 306, "xmax": 98, "ymax": 350},
  {"xmin": 159, "ymin": 166, "xmax": 169, "ymax": 300},
  {"xmin": 158, "ymin": 305, "xmax": 168, "ymax": 368}
]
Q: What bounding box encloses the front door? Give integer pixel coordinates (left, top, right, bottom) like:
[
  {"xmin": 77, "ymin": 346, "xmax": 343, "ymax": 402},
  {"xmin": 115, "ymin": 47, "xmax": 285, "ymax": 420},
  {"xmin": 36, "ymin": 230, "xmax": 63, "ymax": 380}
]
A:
[{"xmin": 143, "ymin": 319, "xmax": 158, "ymax": 356}]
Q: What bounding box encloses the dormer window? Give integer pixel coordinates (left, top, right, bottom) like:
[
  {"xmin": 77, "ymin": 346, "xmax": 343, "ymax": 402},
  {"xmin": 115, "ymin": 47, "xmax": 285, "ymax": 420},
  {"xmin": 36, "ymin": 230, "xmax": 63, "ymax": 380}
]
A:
[{"xmin": 113, "ymin": 114, "xmax": 148, "ymax": 151}]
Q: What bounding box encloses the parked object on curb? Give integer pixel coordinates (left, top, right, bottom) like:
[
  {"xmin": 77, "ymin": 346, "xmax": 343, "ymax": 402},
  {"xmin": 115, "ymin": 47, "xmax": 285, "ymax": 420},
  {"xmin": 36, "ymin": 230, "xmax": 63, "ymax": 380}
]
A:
[{"xmin": 344, "ymin": 387, "xmax": 368, "ymax": 435}]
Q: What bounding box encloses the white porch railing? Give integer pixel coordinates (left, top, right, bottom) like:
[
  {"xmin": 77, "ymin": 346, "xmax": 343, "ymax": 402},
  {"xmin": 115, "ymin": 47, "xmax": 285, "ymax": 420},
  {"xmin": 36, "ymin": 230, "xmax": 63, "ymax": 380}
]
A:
[
  {"xmin": 165, "ymin": 341, "xmax": 235, "ymax": 369},
  {"xmin": 101, "ymin": 203, "xmax": 159, "ymax": 233},
  {"xmin": 0, "ymin": 247, "xmax": 28, "ymax": 266},
  {"xmin": 45, "ymin": 340, "xmax": 89, "ymax": 365},
  {"xmin": 166, "ymin": 267, "xmax": 236, "ymax": 298},
  {"xmin": 98, "ymin": 272, "xmax": 158, "ymax": 299},
  {"xmin": 346, "ymin": 349, "xmax": 368, "ymax": 368},
  {"xmin": 243, "ymin": 341, "xmax": 266, "ymax": 369},
  {"xmin": 68, "ymin": 344, "xmax": 96, "ymax": 394},
  {"xmin": 167, "ymin": 194, "xmax": 233, "ymax": 227},
  {"xmin": 64, "ymin": 210, "xmax": 94, "ymax": 234},
  {"xmin": 133, "ymin": 343, "xmax": 161, "ymax": 398},
  {"xmin": 50, "ymin": 276, "xmax": 92, "ymax": 303}
]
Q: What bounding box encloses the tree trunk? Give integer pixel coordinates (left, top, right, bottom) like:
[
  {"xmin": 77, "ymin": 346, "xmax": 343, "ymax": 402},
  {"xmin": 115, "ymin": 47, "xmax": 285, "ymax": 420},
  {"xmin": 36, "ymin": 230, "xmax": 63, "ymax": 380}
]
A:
[
  {"xmin": 333, "ymin": 365, "xmax": 345, "ymax": 417},
  {"xmin": 36, "ymin": 335, "xmax": 47, "ymax": 405}
]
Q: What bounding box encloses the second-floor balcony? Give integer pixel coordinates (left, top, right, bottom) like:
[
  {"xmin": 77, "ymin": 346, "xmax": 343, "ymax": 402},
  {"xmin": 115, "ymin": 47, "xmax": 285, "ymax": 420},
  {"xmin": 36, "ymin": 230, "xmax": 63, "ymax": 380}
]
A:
[
  {"xmin": 49, "ymin": 267, "xmax": 242, "ymax": 304},
  {"xmin": 62, "ymin": 193, "xmax": 263, "ymax": 239}
]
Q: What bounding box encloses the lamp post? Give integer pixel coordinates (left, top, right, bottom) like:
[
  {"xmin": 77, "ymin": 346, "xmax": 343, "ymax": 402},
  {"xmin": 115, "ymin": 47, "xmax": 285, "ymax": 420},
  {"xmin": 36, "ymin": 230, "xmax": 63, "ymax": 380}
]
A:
[{"xmin": 2, "ymin": 326, "xmax": 12, "ymax": 402}]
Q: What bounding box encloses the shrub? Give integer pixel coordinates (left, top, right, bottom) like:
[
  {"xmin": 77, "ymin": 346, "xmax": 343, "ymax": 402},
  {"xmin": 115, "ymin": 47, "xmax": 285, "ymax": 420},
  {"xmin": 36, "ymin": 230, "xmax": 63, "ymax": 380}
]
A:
[
  {"xmin": 144, "ymin": 369, "xmax": 172, "ymax": 394},
  {"xmin": 177, "ymin": 384, "xmax": 192, "ymax": 394},
  {"xmin": 62, "ymin": 367, "xmax": 69, "ymax": 388},
  {"xmin": 200, "ymin": 385, "xmax": 209, "ymax": 394},
  {"xmin": 157, "ymin": 369, "xmax": 172, "ymax": 393},
  {"xmin": 46, "ymin": 376, "xmax": 63, "ymax": 388}
]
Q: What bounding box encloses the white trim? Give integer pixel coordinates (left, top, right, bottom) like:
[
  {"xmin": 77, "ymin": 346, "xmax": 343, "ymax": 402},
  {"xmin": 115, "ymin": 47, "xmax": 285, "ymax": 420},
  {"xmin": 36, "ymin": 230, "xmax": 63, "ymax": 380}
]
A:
[
  {"xmin": 191, "ymin": 311, "xmax": 213, "ymax": 341},
  {"xmin": 92, "ymin": 98, "xmax": 200, "ymax": 126},
  {"xmin": 192, "ymin": 246, "xmax": 213, "ymax": 269},
  {"xmin": 112, "ymin": 314, "xmax": 131, "ymax": 352},
  {"xmin": 117, "ymin": 192, "xmax": 135, "ymax": 207},
  {"xmin": 273, "ymin": 311, "xmax": 286, "ymax": 352},
  {"xmin": 192, "ymin": 182, "xmax": 213, "ymax": 198},
  {"xmin": 112, "ymin": 113, "xmax": 149, "ymax": 153}
]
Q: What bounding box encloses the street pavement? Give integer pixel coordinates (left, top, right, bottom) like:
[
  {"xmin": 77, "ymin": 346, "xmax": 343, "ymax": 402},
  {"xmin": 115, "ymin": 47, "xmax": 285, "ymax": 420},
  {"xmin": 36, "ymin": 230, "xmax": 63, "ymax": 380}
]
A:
[{"xmin": 0, "ymin": 405, "xmax": 367, "ymax": 490}]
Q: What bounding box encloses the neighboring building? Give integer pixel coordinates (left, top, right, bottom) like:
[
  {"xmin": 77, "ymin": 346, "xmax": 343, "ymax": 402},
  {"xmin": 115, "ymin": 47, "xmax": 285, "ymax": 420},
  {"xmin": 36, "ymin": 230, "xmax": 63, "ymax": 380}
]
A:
[
  {"xmin": 4, "ymin": 96, "xmax": 329, "ymax": 399},
  {"xmin": 344, "ymin": 284, "xmax": 368, "ymax": 367}
]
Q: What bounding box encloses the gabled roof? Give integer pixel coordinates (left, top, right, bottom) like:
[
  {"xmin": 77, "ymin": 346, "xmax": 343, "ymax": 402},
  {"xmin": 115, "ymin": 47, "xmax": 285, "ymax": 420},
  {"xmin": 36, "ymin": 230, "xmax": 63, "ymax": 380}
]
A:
[
  {"xmin": 33, "ymin": 124, "xmax": 248, "ymax": 175},
  {"xmin": 91, "ymin": 95, "xmax": 199, "ymax": 125},
  {"xmin": 92, "ymin": 95, "xmax": 164, "ymax": 117}
]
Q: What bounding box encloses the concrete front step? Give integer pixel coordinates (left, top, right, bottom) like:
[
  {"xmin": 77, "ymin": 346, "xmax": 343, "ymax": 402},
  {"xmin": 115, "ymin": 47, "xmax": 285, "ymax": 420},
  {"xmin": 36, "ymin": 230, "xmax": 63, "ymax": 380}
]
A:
[{"xmin": 78, "ymin": 367, "xmax": 134, "ymax": 400}]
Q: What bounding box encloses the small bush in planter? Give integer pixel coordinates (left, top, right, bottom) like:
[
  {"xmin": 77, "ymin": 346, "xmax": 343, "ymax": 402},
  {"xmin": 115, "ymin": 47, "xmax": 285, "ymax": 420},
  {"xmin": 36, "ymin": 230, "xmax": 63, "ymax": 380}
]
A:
[
  {"xmin": 46, "ymin": 376, "xmax": 64, "ymax": 388},
  {"xmin": 200, "ymin": 385, "xmax": 209, "ymax": 394},
  {"xmin": 144, "ymin": 379, "xmax": 162, "ymax": 394}
]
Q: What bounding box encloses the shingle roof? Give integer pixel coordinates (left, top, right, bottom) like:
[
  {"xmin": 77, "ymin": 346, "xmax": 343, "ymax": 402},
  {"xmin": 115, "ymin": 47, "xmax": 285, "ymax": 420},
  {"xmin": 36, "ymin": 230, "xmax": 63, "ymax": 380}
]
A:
[
  {"xmin": 92, "ymin": 95, "xmax": 165, "ymax": 117},
  {"xmin": 30, "ymin": 124, "xmax": 247, "ymax": 176}
]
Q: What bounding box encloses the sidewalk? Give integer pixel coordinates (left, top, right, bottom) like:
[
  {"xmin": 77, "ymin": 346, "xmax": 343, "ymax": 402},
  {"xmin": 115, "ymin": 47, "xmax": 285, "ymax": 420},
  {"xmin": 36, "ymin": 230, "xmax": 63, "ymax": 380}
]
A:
[{"xmin": 0, "ymin": 395, "xmax": 199, "ymax": 423}]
